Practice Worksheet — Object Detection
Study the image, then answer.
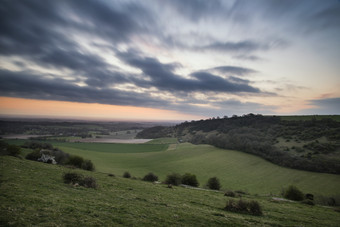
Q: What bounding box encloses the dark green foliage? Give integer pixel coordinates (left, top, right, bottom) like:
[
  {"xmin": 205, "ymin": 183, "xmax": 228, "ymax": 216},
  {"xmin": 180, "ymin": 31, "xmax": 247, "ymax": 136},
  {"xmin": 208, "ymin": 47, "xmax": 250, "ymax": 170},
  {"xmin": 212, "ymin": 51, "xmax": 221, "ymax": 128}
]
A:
[
  {"xmin": 206, "ymin": 177, "xmax": 221, "ymax": 190},
  {"xmin": 224, "ymin": 199, "xmax": 263, "ymax": 216},
  {"xmin": 81, "ymin": 159, "xmax": 95, "ymax": 171},
  {"xmin": 26, "ymin": 150, "xmax": 41, "ymax": 161},
  {"xmin": 181, "ymin": 173, "xmax": 199, "ymax": 187},
  {"xmin": 0, "ymin": 141, "xmax": 20, "ymax": 156},
  {"xmin": 7, "ymin": 145, "xmax": 21, "ymax": 156},
  {"xmin": 63, "ymin": 172, "xmax": 97, "ymax": 188},
  {"xmin": 81, "ymin": 177, "xmax": 97, "ymax": 188},
  {"xmin": 108, "ymin": 173, "xmax": 115, "ymax": 177},
  {"xmin": 142, "ymin": 172, "xmax": 158, "ymax": 182},
  {"xmin": 22, "ymin": 141, "xmax": 53, "ymax": 150},
  {"xmin": 302, "ymin": 199, "xmax": 315, "ymax": 206},
  {"xmin": 63, "ymin": 172, "xmax": 84, "ymax": 184},
  {"xmin": 123, "ymin": 171, "xmax": 131, "ymax": 178},
  {"xmin": 67, "ymin": 155, "xmax": 84, "ymax": 168},
  {"xmin": 224, "ymin": 190, "xmax": 236, "ymax": 197},
  {"xmin": 283, "ymin": 185, "xmax": 304, "ymax": 201},
  {"xmin": 164, "ymin": 173, "xmax": 182, "ymax": 186}
]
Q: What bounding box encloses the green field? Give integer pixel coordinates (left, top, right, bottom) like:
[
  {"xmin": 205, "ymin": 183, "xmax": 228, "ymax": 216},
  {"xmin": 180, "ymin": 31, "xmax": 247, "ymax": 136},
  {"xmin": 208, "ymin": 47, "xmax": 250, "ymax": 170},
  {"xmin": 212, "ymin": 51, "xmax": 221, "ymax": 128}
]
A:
[
  {"xmin": 7, "ymin": 139, "xmax": 340, "ymax": 197},
  {"xmin": 1, "ymin": 156, "xmax": 340, "ymax": 226}
]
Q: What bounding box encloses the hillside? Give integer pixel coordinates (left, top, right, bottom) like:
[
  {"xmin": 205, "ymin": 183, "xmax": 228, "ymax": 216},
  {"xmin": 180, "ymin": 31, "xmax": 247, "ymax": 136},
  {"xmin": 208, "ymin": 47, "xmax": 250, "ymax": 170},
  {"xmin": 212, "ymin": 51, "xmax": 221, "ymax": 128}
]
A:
[
  {"xmin": 136, "ymin": 114, "xmax": 340, "ymax": 174},
  {"xmin": 1, "ymin": 155, "xmax": 340, "ymax": 226},
  {"xmin": 6, "ymin": 139, "xmax": 340, "ymax": 197}
]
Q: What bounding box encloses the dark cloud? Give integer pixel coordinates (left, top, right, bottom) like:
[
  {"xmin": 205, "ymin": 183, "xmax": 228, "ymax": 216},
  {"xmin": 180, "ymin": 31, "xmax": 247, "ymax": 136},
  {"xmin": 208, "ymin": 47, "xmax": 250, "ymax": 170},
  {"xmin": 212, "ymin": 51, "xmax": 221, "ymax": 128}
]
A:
[
  {"xmin": 117, "ymin": 50, "xmax": 261, "ymax": 93},
  {"xmin": 304, "ymin": 97, "xmax": 340, "ymax": 115},
  {"xmin": 0, "ymin": 69, "xmax": 166, "ymax": 108},
  {"xmin": 233, "ymin": 54, "xmax": 262, "ymax": 61},
  {"xmin": 208, "ymin": 66, "xmax": 257, "ymax": 76},
  {"xmin": 163, "ymin": 0, "xmax": 223, "ymax": 20}
]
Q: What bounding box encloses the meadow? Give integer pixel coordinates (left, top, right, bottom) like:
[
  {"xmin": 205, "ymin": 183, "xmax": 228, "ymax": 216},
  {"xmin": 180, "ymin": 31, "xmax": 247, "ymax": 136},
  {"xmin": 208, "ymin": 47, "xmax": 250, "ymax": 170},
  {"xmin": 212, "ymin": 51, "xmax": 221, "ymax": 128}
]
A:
[
  {"xmin": 7, "ymin": 138, "xmax": 340, "ymax": 197},
  {"xmin": 1, "ymin": 155, "xmax": 340, "ymax": 226}
]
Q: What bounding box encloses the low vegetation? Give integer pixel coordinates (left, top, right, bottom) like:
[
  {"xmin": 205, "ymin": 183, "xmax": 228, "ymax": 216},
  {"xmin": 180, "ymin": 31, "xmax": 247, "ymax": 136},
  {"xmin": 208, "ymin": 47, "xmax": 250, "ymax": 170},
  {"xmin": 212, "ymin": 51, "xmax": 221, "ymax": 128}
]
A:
[
  {"xmin": 164, "ymin": 173, "xmax": 182, "ymax": 186},
  {"xmin": 181, "ymin": 173, "xmax": 199, "ymax": 187},
  {"xmin": 283, "ymin": 185, "xmax": 304, "ymax": 201},
  {"xmin": 123, "ymin": 171, "xmax": 131, "ymax": 178},
  {"xmin": 206, "ymin": 177, "xmax": 221, "ymax": 190},
  {"xmin": 224, "ymin": 199, "xmax": 263, "ymax": 216},
  {"xmin": 63, "ymin": 172, "xmax": 98, "ymax": 188},
  {"xmin": 0, "ymin": 141, "xmax": 21, "ymax": 157},
  {"xmin": 142, "ymin": 172, "xmax": 158, "ymax": 182}
]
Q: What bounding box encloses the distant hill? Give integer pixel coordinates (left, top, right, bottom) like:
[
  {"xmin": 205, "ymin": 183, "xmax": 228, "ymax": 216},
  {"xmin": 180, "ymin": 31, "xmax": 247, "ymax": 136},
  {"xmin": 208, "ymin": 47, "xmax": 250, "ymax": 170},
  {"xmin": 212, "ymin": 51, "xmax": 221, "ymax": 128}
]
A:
[{"xmin": 137, "ymin": 114, "xmax": 340, "ymax": 174}]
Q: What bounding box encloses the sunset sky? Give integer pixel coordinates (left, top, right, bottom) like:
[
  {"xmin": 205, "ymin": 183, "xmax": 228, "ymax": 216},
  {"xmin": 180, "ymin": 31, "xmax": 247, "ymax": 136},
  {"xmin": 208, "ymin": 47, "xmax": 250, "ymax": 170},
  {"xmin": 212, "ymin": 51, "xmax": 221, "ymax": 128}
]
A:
[{"xmin": 0, "ymin": 0, "xmax": 340, "ymax": 121}]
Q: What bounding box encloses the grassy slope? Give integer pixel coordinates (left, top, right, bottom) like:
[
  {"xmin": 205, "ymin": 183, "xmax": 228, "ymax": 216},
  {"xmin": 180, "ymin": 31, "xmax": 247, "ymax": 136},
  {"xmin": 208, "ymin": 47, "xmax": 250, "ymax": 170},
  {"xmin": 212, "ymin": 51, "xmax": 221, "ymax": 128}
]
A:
[
  {"xmin": 8, "ymin": 139, "xmax": 340, "ymax": 196},
  {"xmin": 1, "ymin": 156, "xmax": 340, "ymax": 226}
]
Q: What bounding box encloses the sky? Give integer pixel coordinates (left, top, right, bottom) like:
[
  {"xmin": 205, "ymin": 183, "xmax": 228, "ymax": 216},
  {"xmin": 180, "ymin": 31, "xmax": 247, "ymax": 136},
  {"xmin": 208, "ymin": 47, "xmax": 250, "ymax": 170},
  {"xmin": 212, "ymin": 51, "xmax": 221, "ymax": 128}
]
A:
[{"xmin": 0, "ymin": 0, "xmax": 340, "ymax": 121}]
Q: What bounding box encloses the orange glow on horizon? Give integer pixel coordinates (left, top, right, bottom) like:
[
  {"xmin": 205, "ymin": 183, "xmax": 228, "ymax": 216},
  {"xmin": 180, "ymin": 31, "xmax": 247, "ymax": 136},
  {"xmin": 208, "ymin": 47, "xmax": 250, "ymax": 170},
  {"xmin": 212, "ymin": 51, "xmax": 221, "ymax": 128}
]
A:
[{"xmin": 0, "ymin": 97, "xmax": 203, "ymax": 121}]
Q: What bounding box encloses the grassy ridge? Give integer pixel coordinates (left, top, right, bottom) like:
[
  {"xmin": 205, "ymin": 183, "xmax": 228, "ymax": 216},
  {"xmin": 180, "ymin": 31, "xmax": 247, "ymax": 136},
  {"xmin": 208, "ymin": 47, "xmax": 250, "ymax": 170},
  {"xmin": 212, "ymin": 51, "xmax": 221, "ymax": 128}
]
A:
[
  {"xmin": 1, "ymin": 156, "xmax": 340, "ymax": 226},
  {"xmin": 8, "ymin": 139, "xmax": 340, "ymax": 196}
]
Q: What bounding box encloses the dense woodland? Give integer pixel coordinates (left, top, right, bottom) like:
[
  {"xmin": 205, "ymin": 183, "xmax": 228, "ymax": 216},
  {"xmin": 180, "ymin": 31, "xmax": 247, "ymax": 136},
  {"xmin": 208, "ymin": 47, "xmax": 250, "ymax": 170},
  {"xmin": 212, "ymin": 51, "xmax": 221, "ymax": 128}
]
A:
[
  {"xmin": 0, "ymin": 120, "xmax": 154, "ymax": 138},
  {"xmin": 137, "ymin": 114, "xmax": 340, "ymax": 174}
]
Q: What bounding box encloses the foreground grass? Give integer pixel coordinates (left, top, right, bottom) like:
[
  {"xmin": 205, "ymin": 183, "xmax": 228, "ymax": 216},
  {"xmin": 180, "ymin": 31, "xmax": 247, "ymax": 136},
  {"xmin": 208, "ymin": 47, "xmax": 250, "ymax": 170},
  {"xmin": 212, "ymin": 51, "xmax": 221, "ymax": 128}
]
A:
[
  {"xmin": 6, "ymin": 139, "xmax": 340, "ymax": 196},
  {"xmin": 1, "ymin": 156, "xmax": 339, "ymax": 226}
]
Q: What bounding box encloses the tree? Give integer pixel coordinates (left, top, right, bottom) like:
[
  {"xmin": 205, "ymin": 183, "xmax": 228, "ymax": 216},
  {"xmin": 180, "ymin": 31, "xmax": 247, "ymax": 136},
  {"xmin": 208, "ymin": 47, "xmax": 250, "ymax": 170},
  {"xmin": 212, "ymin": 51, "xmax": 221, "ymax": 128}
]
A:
[
  {"xmin": 206, "ymin": 177, "xmax": 221, "ymax": 190},
  {"xmin": 181, "ymin": 173, "xmax": 199, "ymax": 187}
]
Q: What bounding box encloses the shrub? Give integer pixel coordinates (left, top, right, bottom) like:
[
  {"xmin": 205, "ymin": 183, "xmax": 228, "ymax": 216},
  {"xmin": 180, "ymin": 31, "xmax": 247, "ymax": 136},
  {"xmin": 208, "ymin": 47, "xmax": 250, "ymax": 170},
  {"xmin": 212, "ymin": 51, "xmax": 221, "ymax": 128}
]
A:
[
  {"xmin": 7, "ymin": 145, "xmax": 21, "ymax": 156},
  {"xmin": 224, "ymin": 199, "xmax": 262, "ymax": 216},
  {"xmin": 206, "ymin": 177, "xmax": 221, "ymax": 190},
  {"xmin": 26, "ymin": 150, "xmax": 41, "ymax": 161},
  {"xmin": 81, "ymin": 177, "xmax": 97, "ymax": 188},
  {"xmin": 302, "ymin": 199, "xmax": 315, "ymax": 206},
  {"xmin": 143, "ymin": 172, "xmax": 158, "ymax": 182},
  {"xmin": 81, "ymin": 159, "xmax": 95, "ymax": 171},
  {"xmin": 108, "ymin": 173, "xmax": 115, "ymax": 177},
  {"xmin": 63, "ymin": 172, "xmax": 84, "ymax": 184},
  {"xmin": 283, "ymin": 185, "xmax": 304, "ymax": 201},
  {"xmin": 67, "ymin": 155, "xmax": 84, "ymax": 168},
  {"xmin": 63, "ymin": 172, "xmax": 97, "ymax": 188},
  {"xmin": 224, "ymin": 190, "xmax": 236, "ymax": 197},
  {"xmin": 123, "ymin": 171, "xmax": 131, "ymax": 178},
  {"xmin": 181, "ymin": 173, "xmax": 199, "ymax": 187},
  {"xmin": 164, "ymin": 173, "xmax": 182, "ymax": 186}
]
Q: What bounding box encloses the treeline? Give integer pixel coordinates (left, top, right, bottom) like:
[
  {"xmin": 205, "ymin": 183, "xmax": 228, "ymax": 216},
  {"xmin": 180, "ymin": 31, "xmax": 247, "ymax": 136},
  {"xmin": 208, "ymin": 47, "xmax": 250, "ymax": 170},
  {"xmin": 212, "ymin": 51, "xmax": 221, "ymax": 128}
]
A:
[
  {"xmin": 0, "ymin": 120, "xmax": 148, "ymax": 136},
  {"xmin": 137, "ymin": 114, "xmax": 340, "ymax": 174}
]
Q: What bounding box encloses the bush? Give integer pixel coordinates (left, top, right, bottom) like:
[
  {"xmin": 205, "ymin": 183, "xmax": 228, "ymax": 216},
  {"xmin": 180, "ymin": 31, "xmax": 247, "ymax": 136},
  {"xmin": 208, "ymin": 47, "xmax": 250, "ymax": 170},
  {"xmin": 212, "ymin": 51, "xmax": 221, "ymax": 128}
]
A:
[
  {"xmin": 283, "ymin": 185, "xmax": 304, "ymax": 201},
  {"xmin": 7, "ymin": 145, "xmax": 21, "ymax": 156},
  {"xmin": 181, "ymin": 173, "xmax": 199, "ymax": 187},
  {"xmin": 224, "ymin": 199, "xmax": 262, "ymax": 216},
  {"xmin": 63, "ymin": 172, "xmax": 84, "ymax": 184},
  {"xmin": 206, "ymin": 177, "xmax": 221, "ymax": 190},
  {"xmin": 123, "ymin": 171, "xmax": 131, "ymax": 178},
  {"xmin": 67, "ymin": 155, "xmax": 84, "ymax": 168},
  {"xmin": 164, "ymin": 173, "xmax": 182, "ymax": 186},
  {"xmin": 224, "ymin": 190, "xmax": 236, "ymax": 197},
  {"xmin": 81, "ymin": 159, "xmax": 95, "ymax": 171},
  {"xmin": 26, "ymin": 150, "xmax": 41, "ymax": 161},
  {"xmin": 63, "ymin": 172, "xmax": 97, "ymax": 188},
  {"xmin": 81, "ymin": 177, "xmax": 97, "ymax": 188},
  {"xmin": 143, "ymin": 172, "xmax": 158, "ymax": 182},
  {"xmin": 302, "ymin": 199, "xmax": 315, "ymax": 206}
]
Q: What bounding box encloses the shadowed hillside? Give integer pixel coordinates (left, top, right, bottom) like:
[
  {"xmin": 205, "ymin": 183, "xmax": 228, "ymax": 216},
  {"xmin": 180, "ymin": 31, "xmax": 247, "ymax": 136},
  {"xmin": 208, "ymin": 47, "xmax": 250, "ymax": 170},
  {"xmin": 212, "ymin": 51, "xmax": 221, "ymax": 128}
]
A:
[{"xmin": 137, "ymin": 114, "xmax": 340, "ymax": 174}]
